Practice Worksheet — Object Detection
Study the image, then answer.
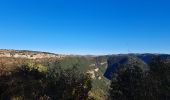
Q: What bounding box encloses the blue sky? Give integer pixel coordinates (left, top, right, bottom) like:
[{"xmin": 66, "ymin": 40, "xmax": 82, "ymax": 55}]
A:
[{"xmin": 0, "ymin": 0, "xmax": 170, "ymax": 55}]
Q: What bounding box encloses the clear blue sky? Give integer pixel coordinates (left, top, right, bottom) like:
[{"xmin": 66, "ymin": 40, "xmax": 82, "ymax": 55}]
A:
[{"xmin": 0, "ymin": 0, "xmax": 170, "ymax": 55}]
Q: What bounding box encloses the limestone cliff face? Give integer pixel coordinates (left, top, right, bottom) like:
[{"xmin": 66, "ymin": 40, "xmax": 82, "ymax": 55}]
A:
[
  {"xmin": 104, "ymin": 54, "xmax": 170, "ymax": 80},
  {"xmin": 0, "ymin": 49, "xmax": 65, "ymax": 59}
]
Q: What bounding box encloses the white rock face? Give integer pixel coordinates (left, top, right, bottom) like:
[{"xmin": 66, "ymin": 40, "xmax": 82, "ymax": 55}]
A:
[
  {"xmin": 94, "ymin": 68, "xmax": 99, "ymax": 72},
  {"xmin": 89, "ymin": 64, "xmax": 95, "ymax": 67},
  {"xmin": 98, "ymin": 76, "xmax": 102, "ymax": 80},
  {"xmin": 13, "ymin": 54, "xmax": 28, "ymax": 58},
  {"xmin": 87, "ymin": 71, "xmax": 95, "ymax": 79},
  {"xmin": 100, "ymin": 62, "xmax": 107, "ymax": 65},
  {"xmin": 0, "ymin": 53, "xmax": 11, "ymax": 57}
]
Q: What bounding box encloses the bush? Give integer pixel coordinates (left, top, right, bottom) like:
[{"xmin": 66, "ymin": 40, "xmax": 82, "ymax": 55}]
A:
[
  {"xmin": 0, "ymin": 62, "xmax": 92, "ymax": 100},
  {"xmin": 45, "ymin": 66, "xmax": 92, "ymax": 100}
]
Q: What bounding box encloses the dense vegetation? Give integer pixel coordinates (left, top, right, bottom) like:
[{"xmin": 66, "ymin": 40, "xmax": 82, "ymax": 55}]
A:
[
  {"xmin": 0, "ymin": 56, "xmax": 109, "ymax": 100},
  {"xmin": 0, "ymin": 55, "xmax": 170, "ymax": 100},
  {"xmin": 0, "ymin": 61, "xmax": 92, "ymax": 100},
  {"xmin": 109, "ymin": 57, "xmax": 170, "ymax": 100}
]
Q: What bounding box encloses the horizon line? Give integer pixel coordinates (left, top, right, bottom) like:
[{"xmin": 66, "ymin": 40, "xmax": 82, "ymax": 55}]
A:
[{"xmin": 0, "ymin": 48, "xmax": 170, "ymax": 56}]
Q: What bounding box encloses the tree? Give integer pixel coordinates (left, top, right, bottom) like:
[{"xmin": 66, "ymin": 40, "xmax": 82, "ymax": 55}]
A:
[
  {"xmin": 45, "ymin": 66, "xmax": 92, "ymax": 100},
  {"xmin": 0, "ymin": 62, "xmax": 47, "ymax": 100},
  {"xmin": 147, "ymin": 57, "xmax": 170, "ymax": 100},
  {"xmin": 109, "ymin": 57, "xmax": 170, "ymax": 100},
  {"xmin": 109, "ymin": 64, "xmax": 145, "ymax": 100}
]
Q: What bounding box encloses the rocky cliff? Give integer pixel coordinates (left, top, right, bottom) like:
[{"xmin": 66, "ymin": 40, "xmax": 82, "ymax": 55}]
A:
[{"xmin": 0, "ymin": 49, "xmax": 65, "ymax": 59}]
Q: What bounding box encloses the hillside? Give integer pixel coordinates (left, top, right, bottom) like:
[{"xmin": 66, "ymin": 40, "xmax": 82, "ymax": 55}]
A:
[
  {"xmin": 1, "ymin": 49, "xmax": 170, "ymax": 99},
  {"xmin": 104, "ymin": 54, "xmax": 170, "ymax": 79},
  {"xmin": 0, "ymin": 49, "xmax": 110, "ymax": 100},
  {"xmin": 0, "ymin": 49, "xmax": 65, "ymax": 59}
]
